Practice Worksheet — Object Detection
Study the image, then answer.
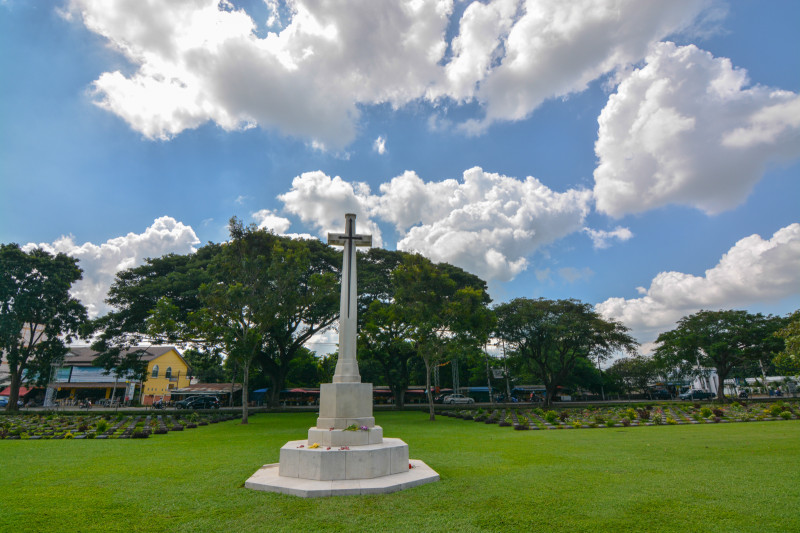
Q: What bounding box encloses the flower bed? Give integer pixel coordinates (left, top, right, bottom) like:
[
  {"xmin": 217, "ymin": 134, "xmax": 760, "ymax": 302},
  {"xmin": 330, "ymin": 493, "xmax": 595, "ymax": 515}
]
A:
[
  {"xmin": 0, "ymin": 412, "xmax": 239, "ymax": 440},
  {"xmin": 437, "ymin": 400, "xmax": 799, "ymax": 432}
]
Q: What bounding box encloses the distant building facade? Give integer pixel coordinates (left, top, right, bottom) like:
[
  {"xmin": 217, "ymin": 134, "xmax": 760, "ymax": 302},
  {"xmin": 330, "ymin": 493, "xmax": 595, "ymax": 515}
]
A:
[{"xmin": 47, "ymin": 346, "xmax": 191, "ymax": 406}]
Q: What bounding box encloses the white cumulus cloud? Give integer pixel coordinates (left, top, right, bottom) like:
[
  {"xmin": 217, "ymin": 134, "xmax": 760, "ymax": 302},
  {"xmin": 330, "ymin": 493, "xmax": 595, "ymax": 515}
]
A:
[
  {"xmin": 596, "ymin": 223, "xmax": 800, "ymax": 344},
  {"xmin": 65, "ymin": 0, "xmax": 714, "ymax": 148},
  {"xmin": 460, "ymin": 0, "xmax": 710, "ymax": 131},
  {"xmin": 252, "ymin": 209, "xmax": 292, "ymax": 234},
  {"xmin": 23, "ymin": 217, "xmax": 200, "ymax": 318},
  {"xmin": 278, "ymin": 171, "xmax": 384, "ymax": 247},
  {"xmin": 583, "ymin": 226, "xmax": 633, "ymax": 249},
  {"xmin": 279, "ymin": 167, "xmax": 592, "ymax": 282},
  {"xmin": 373, "ymin": 136, "xmax": 387, "ymax": 155},
  {"xmin": 594, "ymin": 42, "xmax": 800, "ymax": 217}
]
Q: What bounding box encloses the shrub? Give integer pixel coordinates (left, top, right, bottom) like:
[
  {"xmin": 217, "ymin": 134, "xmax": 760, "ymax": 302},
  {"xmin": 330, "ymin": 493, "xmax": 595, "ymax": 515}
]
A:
[
  {"xmin": 712, "ymin": 408, "xmax": 724, "ymax": 418},
  {"xmin": 770, "ymin": 404, "xmax": 783, "ymax": 417},
  {"xmin": 693, "ymin": 403, "xmax": 701, "ymax": 409},
  {"xmin": 544, "ymin": 411, "xmax": 559, "ymax": 424},
  {"xmin": 572, "ymin": 420, "xmax": 582, "ymax": 428},
  {"xmin": 594, "ymin": 416, "xmax": 605, "ymax": 425},
  {"xmin": 95, "ymin": 420, "xmax": 108, "ymax": 433},
  {"xmin": 692, "ymin": 412, "xmax": 702, "ymax": 422},
  {"xmin": 533, "ymin": 408, "xmax": 545, "ymax": 416},
  {"xmin": 558, "ymin": 411, "xmax": 569, "ymax": 422},
  {"xmin": 700, "ymin": 407, "xmax": 713, "ymax": 418},
  {"xmin": 653, "ymin": 415, "xmax": 663, "ymax": 425},
  {"xmin": 64, "ymin": 431, "xmax": 74, "ymax": 439},
  {"xmin": 621, "ymin": 418, "xmax": 631, "ymax": 427},
  {"xmin": 779, "ymin": 411, "xmax": 792, "ymax": 420},
  {"xmin": 625, "ymin": 408, "xmax": 636, "ymax": 420},
  {"xmin": 606, "ymin": 419, "xmax": 616, "ymax": 428},
  {"xmin": 131, "ymin": 430, "xmax": 149, "ymax": 439},
  {"xmin": 666, "ymin": 417, "xmax": 678, "ymax": 425},
  {"xmin": 637, "ymin": 409, "xmax": 650, "ymax": 420}
]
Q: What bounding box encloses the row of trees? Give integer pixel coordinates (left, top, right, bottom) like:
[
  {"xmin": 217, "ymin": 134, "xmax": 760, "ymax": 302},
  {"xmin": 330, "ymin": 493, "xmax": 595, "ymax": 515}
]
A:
[{"xmin": 3, "ymin": 223, "xmax": 798, "ymax": 415}]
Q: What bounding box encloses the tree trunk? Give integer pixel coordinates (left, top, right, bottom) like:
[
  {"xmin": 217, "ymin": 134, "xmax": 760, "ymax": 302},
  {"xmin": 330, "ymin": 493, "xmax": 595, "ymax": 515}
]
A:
[
  {"xmin": 424, "ymin": 357, "xmax": 435, "ymax": 421},
  {"xmin": 544, "ymin": 383, "xmax": 557, "ymax": 407},
  {"xmin": 241, "ymin": 360, "xmax": 250, "ymax": 424},
  {"xmin": 7, "ymin": 371, "xmax": 22, "ymax": 413},
  {"xmin": 716, "ymin": 368, "xmax": 728, "ymax": 403},
  {"xmin": 391, "ymin": 384, "xmax": 405, "ymax": 409}
]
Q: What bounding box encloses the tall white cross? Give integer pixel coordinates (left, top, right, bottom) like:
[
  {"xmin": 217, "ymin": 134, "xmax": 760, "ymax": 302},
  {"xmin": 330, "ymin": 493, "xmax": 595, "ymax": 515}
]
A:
[{"xmin": 328, "ymin": 213, "xmax": 371, "ymax": 383}]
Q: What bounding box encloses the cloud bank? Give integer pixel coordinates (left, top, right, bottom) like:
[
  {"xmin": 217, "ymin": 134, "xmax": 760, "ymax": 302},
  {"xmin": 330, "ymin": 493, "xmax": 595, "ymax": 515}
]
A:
[
  {"xmin": 594, "ymin": 42, "xmax": 800, "ymax": 217},
  {"xmin": 596, "ymin": 223, "xmax": 800, "ymax": 343},
  {"xmin": 66, "ymin": 0, "xmax": 711, "ymax": 148},
  {"xmin": 24, "ymin": 217, "xmax": 200, "ymax": 318},
  {"xmin": 277, "ymin": 167, "xmax": 592, "ymax": 282}
]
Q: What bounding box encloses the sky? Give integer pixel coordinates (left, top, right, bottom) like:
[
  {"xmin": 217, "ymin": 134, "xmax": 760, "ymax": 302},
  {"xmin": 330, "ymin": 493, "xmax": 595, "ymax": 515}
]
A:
[{"xmin": 1, "ymin": 0, "xmax": 799, "ymax": 354}]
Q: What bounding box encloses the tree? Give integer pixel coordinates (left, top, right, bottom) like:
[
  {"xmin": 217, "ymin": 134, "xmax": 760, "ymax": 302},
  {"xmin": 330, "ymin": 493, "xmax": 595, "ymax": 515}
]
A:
[
  {"xmin": 393, "ymin": 254, "xmax": 491, "ymax": 420},
  {"xmin": 150, "ymin": 219, "xmax": 339, "ymax": 420},
  {"xmin": 773, "ymin": 310, "xmax": 800, "ymax": 376},
  {"xmin": 607, "ymin": 356, "xmax": 658, "ymax": 398},
  {"xmin": 88, "ymin": 245, "xmax": 219, "ymax": 384},
  {"xmin": 654, "ymin": 309, "xmax": 785, "ymax": 402},
  {"xmin": 0, "ymin": 244, "xmax": 88, "ymax": 411},
  {"xmin": 359, "ymin": 299, "xmax": 415, "ymax": 408},
  {"xmin": 182, "ymin": 347, "xmax": 227, "ymax": 383},
  {"xmin": 495, "ymin": 298, "xmax": 636, "ymax": 406}
]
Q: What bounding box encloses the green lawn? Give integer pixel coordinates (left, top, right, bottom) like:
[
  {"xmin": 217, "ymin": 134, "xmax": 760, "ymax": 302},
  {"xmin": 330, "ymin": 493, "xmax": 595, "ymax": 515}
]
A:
[{"xmin": 1, "ymin": 412, "xmax": 797, "ymax": 532}]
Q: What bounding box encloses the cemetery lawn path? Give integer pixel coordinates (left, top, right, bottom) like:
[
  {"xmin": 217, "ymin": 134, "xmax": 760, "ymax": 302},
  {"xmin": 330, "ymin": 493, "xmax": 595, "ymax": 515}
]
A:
[{"xmin": 0, "ymin": 412, "xmax": 797, "ymax": 532}]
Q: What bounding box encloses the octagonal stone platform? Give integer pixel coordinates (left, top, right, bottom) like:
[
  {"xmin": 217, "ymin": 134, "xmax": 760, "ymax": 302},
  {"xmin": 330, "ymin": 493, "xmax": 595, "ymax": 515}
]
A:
[{"xmin": 245, "ymin": 458, "xmax": 440, "ymax": 498}]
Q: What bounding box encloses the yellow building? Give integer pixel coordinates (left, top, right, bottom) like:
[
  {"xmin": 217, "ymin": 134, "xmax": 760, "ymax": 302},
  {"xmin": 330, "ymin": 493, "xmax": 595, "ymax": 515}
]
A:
[
  {"xmin": 48, "ymin": 346, "xmax": 191, "ymax": 406},
  {"xmin": 140, "ymin": 347, "xmax": 192, "ymax": 403}
]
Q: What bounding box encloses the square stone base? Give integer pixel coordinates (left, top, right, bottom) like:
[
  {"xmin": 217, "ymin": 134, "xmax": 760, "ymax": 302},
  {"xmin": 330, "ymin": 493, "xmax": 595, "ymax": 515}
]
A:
[
  {"xmin": 246, "ymin": 459, "xmax": 439, "ymax": 498},
  {"xmin": 308, "ymin": 426, "xmax": 383, "ymax": 446}
]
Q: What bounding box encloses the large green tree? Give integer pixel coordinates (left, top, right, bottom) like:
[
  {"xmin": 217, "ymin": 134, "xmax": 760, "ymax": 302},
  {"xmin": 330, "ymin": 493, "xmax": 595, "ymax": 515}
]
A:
[
  {"xmin": 773, "ymin": 310, "xmax": 800, "ymax": 376},
  {"xmin": 654, "ymin": 309, "xmax": 785, "ymax": 402},
  {"xmin": 495, "ymin": 298, "xmax": 636, "ymax": 406},
  {"xmin": 150, "ymin": 219, "xmax": 340, "ymax": 418},
  {"xmin": 606, "ymin": 355, "xmax": 659, "ymax": 399},
  {"xmin": 392, "ymin": 254, "xmax": 491, "ymax": 420},
  {"xmin": 0, "ymin": 244, "xmax": 88, "ymax": 411}
]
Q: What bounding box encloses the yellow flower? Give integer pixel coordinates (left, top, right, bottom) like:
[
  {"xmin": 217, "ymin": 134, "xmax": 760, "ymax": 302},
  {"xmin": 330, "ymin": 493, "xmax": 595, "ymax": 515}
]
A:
[{"xmin": 309, "ymin": 442, "xmax": 320, "ymax": 449}]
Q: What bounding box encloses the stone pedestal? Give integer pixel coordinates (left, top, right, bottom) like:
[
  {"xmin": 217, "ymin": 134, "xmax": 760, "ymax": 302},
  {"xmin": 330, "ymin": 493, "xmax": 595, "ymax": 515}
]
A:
[{"xmin": 315, "ymin": 382, "xmax": 375, "ymax": 430}]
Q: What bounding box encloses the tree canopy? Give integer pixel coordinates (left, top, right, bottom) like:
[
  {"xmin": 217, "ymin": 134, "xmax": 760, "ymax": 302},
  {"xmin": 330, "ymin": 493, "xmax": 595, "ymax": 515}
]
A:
[
  {"xmin": 0, "ymin": 244, "xmax": 88, "ymax": 411},
  {"xmin": 392, "ymin": 253, "xmax": 492, "ymax": 419},
  {"xmin": 654, "ymin": 309, "xmax": 785, "ymax": 402},
  {"xmin": 495, "ymin": 298, "xmax": 636, "ymax": 405},
  {"xmin": 773, "ymin": 310, "xmax": 800, "ymax": 376}
]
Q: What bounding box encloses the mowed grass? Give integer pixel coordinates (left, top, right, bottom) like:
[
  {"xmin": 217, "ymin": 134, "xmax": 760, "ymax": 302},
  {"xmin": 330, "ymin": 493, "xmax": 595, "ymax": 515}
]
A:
[{"xmin": 1, "ymin": 412, "xmax": 797, "ymax": 533}]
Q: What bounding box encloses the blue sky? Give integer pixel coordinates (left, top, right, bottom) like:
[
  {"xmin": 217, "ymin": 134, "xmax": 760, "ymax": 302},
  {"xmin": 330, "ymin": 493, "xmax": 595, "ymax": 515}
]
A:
[{"xmin": 1, "ymin": 0, "xmax": 798, "ymax": 351}]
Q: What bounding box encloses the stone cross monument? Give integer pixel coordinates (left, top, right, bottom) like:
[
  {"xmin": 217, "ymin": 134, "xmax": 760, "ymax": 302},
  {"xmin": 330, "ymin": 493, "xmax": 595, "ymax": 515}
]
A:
[
  {"xmin": 246, "ymin": 214, "xmax": 439, "ymax": 497},
  {"xmin": 327, "ymin": 213, "xmax": 371, "ymax": 383}
]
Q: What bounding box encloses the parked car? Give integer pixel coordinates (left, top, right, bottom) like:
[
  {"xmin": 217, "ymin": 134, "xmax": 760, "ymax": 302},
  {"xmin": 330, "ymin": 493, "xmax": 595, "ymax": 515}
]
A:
[
  {"xmin": 0, "ymin": 397, "xmax": 8, "ymax": 407},
  {"xmin": 738, "ymin": 390, "xmax": 749, "ymax": 399},
  {"xmin": 443, "ymin": 394, "xmax": 475, "ymax": 404},
  {"xmin": 679, "ymin": 389, "xmax": 715, "ymax": 401},
  {"xmin": 174, "ymin": 396, "xmax": 200, "ymax": 409},
  {"xmin": 184, "ymin": 396, "xmax": 220, "ymax": 409}
]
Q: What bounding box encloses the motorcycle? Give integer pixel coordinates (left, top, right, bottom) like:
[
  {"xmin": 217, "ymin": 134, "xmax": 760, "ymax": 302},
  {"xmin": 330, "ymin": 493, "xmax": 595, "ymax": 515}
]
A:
[{"xmin": 153, "ymin": 399, "xmax": 166, "ymax": 410}]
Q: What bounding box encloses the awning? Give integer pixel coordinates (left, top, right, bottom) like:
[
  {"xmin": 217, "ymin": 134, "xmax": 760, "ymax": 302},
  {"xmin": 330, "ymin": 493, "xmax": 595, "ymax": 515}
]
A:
[{"xmin": 0, "ymin": 386, "xmax": 36, "ymax": 396}]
